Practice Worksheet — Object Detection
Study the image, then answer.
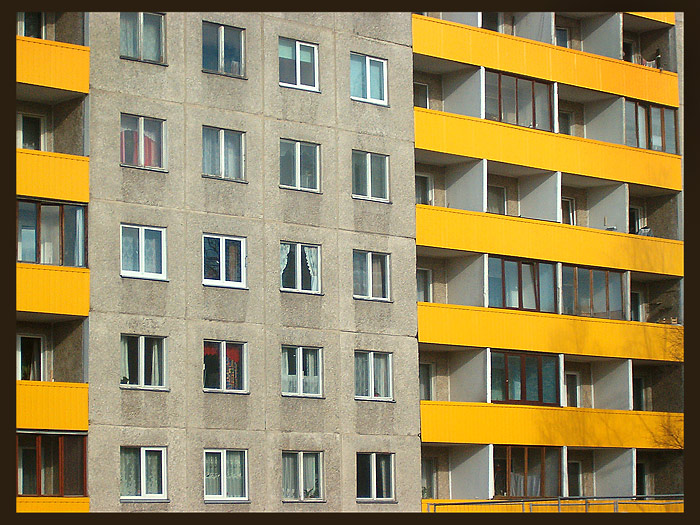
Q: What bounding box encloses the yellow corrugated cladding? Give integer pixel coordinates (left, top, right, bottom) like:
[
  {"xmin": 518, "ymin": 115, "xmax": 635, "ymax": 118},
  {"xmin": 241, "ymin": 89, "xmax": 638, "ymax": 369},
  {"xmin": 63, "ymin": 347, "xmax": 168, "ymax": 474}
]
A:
[
  {"xmin": 421, "ymin": 401, "xmax": 684, "ymax": 449},
  {"xmin": 16, "ymin": 497, "xmax": 90, "ymax": 513},
  {"xmin": 16, "ymin": 36, "xmax": 89, "ymax": 93},
  {"xmin": 415, "ymin": 109, "xmax": 682, "ymax": 191},
  {"xmin": 417, "ymin": 205, "xmax": 684, "ymax": 277},
  {"xmin": 16, "ymin": 264, "xmax": 89, "ymax": 317},
  {"xmin": 16, "ymin": 381, "xmax": 88, "ymax": 431},
  {"xmin": 627, "ymin": 12, "xmax": 676, "ymax": 25},
  {"xmin": 418, "ymin": 303, "xmax": 683, "ymax": 362},
  {"xmin": 421, "ymin": 499, "xmax": 683, "ymax": 513},
  {"xmin": 412, "ymin": 15, "xmax": 678, "ymax": 108},
  {"xmin": 17, "ymin": 149, "xmax": 89, "ymax": 203}
]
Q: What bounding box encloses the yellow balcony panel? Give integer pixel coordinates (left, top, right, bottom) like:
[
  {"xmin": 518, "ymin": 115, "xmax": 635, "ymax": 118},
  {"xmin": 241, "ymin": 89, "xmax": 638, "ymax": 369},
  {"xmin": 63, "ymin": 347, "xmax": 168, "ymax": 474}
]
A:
[
  {"xmin": 418, "ymin": 303, "xmax": 683, "ymax": 362},
  {"xmin": 412, "ymin": 15, "xmax": 678, "ymax": 107},
  {"xmin": 16, "ymin": 381, "xmax": 88, "ymax": 432},
  {"xmin": 415, "ymin": 109, "xmax": 682, "ymax": 191},
  {"xmin": 16, "ymin": 497, "xmax": 90, "ymax": 513},
  {"xmin": 17, "ymin": 149, "xmax": 89, "ymax": 203},
  {"xmin": 416, "ymin": 205, "xmax": 683, "ymax": 277},
  {"xmin": 16, "ymin": 36, "xmax": 89, "ymax": 96},
  {"xmin": 422, "ymin": 499, "xmax": 683, "ymax": 512},
  {"xmin": 626, "ymin": 12, "xmax": 676, "ymax": 25},
  {"xmin": 420, "ymin": 401, "xmax": 684, "ymax": 449},
  {"xmin": 17, "ymin": 264, "xmax": 89, "ymax": 317}
]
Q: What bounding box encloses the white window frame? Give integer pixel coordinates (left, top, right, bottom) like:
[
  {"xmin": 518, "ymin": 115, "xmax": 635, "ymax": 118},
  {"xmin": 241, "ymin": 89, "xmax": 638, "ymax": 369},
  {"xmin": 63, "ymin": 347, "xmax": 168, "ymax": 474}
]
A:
[
  {"xmin": 17, "ymin": 12, "xmax": 45, "ymax": 39},
  {"xmin": 202, "ymin": 21, "xmax": 245, "ymax": 77},
  {"xmin": 201, "ymin": 125, "xmax": 245, "ymax": 181},
  {"xmin": 202, "ymin": 234, "xmax": 247, "ymax": 288},
  {"xmin": 630, "ymin": 290, "xmax": 645, "ymax": 322},
  {"xmin": 202, "ymin": 340, "xmax": 248, "ymax": 393},
  {"xmin": 356, "ymin": 452, "xmax": 395, "ymax": 501},
  {"xmin": 120, "ymin": 334, "xmax": 168, "ymax": 390},
  {"xmin": 16, "ymin": 113, "xmax": 46, "ymax": 151},
  {"xmin": 279, "ymin": 139, "xmax": 320, "ymax": 192},
  {"xmin": 350, "ymin": 53, "xmax": 388, "ymax": 106},
  {"xmin": 353, "ymin": 250, "xmax": 391, "ymax": 301},
  {"xmin": 565, "ymin": 371, "xmax": 581, "ymax": 408},
  {"xmin": 203, "ymin": 449, "xmax": 249, "ymax": 502},
  {"xmin": 281, "ymin": 345, "xmax": 323, "ymax": 397},
  {"xmin": 562, "ymin": 197, "xmax": 576, "ymax": 225},
  {"xmin": 351, "ymin": 150, "xmax": 390, "ymax": 202},
  {"xmin": 567, "ymin": 460, "xmax": 583, "ymax": 497},
  {"xmin": 280, "ymin": 242, "xmax": 321, "ymax": 294},
  {"xmin": 278, "ymin": 38, "xmax": 319, "ymax": 92},
  {"xmin": 629, "ymin": 204, "xmax": 647, "ymax": 234},
  {"xmin": 120, "ymin": 113, "xmax": 167, "ymax": 170},
  {"xmin": 413, "ymin": 81, "xmax": 429, "ymax": 109},
  {"xmin": 120, "ymin": 12, "xmax": 166, "ymax": 64},
  {"xmin": 16, "ymin": 334, "xmax": 50, "ymax": 381},
  {"xmin": 120, "ymin": 446, "xmax": 168, "ymax": 501},
  {"xmin": 415, "ymin": 173, "xmax": 434, "ymax": 205},
  {"xmin": 120, "ymin": 224, "xmax": 167, "ymax": 280},
  {"xmin": 282, "ymin": 451, "xmax": 324, "ymax": 501},
  {"xmin": 419, "ymin": 362, "xmax": 435, "ymax": 401},
  {"xmin": 354, "ymin": 350, "xmax": 393, "ymax": 401},
  {"xmin": 416, "ymin": 267, "xmax": 433, "ymax": 303}
]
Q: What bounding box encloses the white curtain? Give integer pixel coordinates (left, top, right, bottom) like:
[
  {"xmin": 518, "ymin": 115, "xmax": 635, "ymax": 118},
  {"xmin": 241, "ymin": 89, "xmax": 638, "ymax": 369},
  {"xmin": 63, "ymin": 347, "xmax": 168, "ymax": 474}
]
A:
[
  {"xmin": 373, "ymin": 353, "xmax": 389, "ymax": 398},
  {"xmin": 371, "ymin": 254, "xmax": 386, "ymax": 298},
  {"xmin": 303, "ymin": 245, "xmax": 319, "ymax": 292},
  {"xmin": 204, "ymin": 452, "xmax": 222, "ymax": 496},
  {"xmin": 281, "ymin": 347, "xmax": 297, "ymax": 394},
  {"xmin": 144, "ymin": 229, "xmax": 162, "ymax": 274},
  {"xmin": 375, "ymin": 454, "xmax": 392, "ymax": 498},
  {"xmin": 527, "ymin": 471, "xmax": 541, "ymax": 496},
  {"xmin": 120, "ymin": 336, "xmax": 130, "ymax": 384},
  {"xmin": 202, "ymin": 127, "xmax": 219, "ymax": 175},
  {"xmin": 120, "ymin": 448, "xmax": 140, "ymax": 496},
  {"xmin": 353, "ymin": 251, "xmax": 368, "ymax": 296},
  {"xmin": 511, "ymin": 472, "xmax": 524, "ymax": 497},
  {"xmin": 226, "ymin": 451, "xmax": 245, "ymax": 498},
  {"xmin": 280, "ymin": 243, "xmax": 292, "ymax": 286},
  {"xmin": 303, "ymin": 453, "xmax": 319, "ymax": 498},
  {"xmin": 40, "ymin": 205, "xmax": 59, "ymax": 265},
  {"xmin": 73, "ymin": 207, "xmax": 85, "ymax": 266},
  {"xmin": 302, "ymin": 349, "xmax": 319, "ymax": 395},
  {"xmin": 144, "ymin": 450, "xmax": 162, "ymax": 495},
  {"xmin": 282, "ymin": 453, "xmax": 298, "ymax": 499},
  {"xmin": 223, "ymin": 130, "xmax": 241, "ymax": 180},
  {"xmin": 119, "ymin": 13, "xmax": 137, "ymax": 57},
  {"xmin": 354, "ymin": 352, "xmax": 369, "ymax": 397},
  {"xmin": 147, "ymin": 338, "xmax": 162, "ymax": 386},
  {"xmin": 142, "ymin": 13, "xmax": 162, "ymax": 62}
]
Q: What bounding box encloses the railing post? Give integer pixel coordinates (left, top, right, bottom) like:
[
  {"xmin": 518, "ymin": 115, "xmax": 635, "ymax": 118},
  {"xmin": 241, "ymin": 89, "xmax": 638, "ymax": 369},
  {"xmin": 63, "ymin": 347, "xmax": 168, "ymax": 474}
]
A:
[
  {"xmin": 614, "ymin": 500, "xmax": 618, "ymax": 513},
  {"xmin": 558, "ymin": 498, "xmax": 562, "ymax": 512},
  {"xmin": 585, "ymin": 499, "xmax": 589, "ymax": 512}
]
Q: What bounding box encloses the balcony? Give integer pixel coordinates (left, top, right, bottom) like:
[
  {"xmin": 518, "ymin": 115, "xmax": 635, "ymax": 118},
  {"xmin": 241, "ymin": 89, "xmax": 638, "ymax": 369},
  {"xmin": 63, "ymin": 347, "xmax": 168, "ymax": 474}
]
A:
[
  {"xmin": 412, "ymin": 15, "xmax": 678, "ymax": 107},
  {"xmin": 420, "ymin": 401, "xmax": 683, "ymax": 449},
  {"xmin": 626, "ymin": 12, "xmax": 676, "ymax": 25},
  {"xmin": 416, "ymin": 205, "xmax": 683, "ymax": 277},
  {"xmin": 415, "ymin": 109, "xmax": 682, "ymax": 191},
  {"xmin": 16, "ymin": 381, "xmax": 88, "ymax": 431},
  {"xmin": 16, "ymin": 264, "xmax": 89, "ymax": 317},
  {"xmin": 16, "ymin": 497, "xmax": 90, "ymax": 513},
  {"xmin": 16, "ymin": 36, "xmax": 89, "ymax": 103},
  {"xmin": 16, "ymin": 149, "xmax": 89, "ymax": 203},
  {"xmin": 422, "ymin": 497, "xmax": 683, "ymax": 513},
  {"xmin": 417, "ymin": 303, "xmax": 683, "ymax": 362}
]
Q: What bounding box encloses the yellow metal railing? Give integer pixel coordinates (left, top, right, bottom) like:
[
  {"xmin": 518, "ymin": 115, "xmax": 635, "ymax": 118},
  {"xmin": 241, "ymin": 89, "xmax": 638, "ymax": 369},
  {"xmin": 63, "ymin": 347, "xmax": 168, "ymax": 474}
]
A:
[
  {"xmin": 16, "ymin": 36, "xmax": 89, "ymax": 94},
  {"xmin": 16, "ymin": 381, "xmax": 89, "ymax": 431},
  {"xmin": 422, "ymin": 497, "xmax": 683, "ymax": 512},
  {"xmin": 16, "ymin": 149, "xmax": 90, "ymax": 203},
  {"xmin": 16, "ymin": 496, "xmax": 90, "ymax": 513},
  {"xmin": 16, "ymin": 264, "xmax": 89, "ymax": 317}
]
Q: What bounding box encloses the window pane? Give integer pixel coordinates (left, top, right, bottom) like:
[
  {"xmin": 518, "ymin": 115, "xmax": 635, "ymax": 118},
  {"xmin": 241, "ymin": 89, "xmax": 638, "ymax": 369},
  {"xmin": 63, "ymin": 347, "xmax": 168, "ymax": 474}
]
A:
[
  {"xmin": 144, "ymin": 337, "xmax": 164, "ymax": 386},
  {"xmin": 371, "ymin": 253, "xmax": 388, "ymax": 298},
  {"xmin": 202, "ymin": 127, "xmax": 220, "ymax": 175},
  {"xmin": 142, "ymin": 13, "xmax": 163, "ymax": 63},
  {"xmin": 204, "ymin": 451, "xmax": 222, "ymax": 496},
  {"xmin": 143, "ymin": 228, "xmax": 162, "ymax": 274},
  {"xmin": 202, "ymin": 22, "xmax": 219, "ymax": 71},
  {"xmin": 144, "ymin": 449, "xmax": 163, "ymax": 495},
  {"xmin": 299, "ymin": 143, "xmax": 317, "ymax": 190},
  {"xmin": 143, "ymin": 118, "xmax": 163, "ymax": 168},
  {"xmin": 416, "ymin": 269, "xmax": 430, "ymax": 302},
  {"xmin": 421, "ymin": 458, "xmax": 435, "ymax": 498},
  {"xmin": 303, "ymin": 245, "xmax": 319, "ymax": 292},
  {"xmin": 562, "ymin": 266, "xmax": 575, "ymax": 315},
  {"xmin": 517, "ymin": 79, "xmax": 533, "ymax": 128},
  {"xmin": 373, "ymin": 353, "xmax": 390, "ymax": 398},
  {"xmin": 302, "ymin": 348, "xmax": 320, "ymax": 394},
  {"xmin": 19, "ymin": 336, "xmax": 41, "ymax": 381},
  {"xmin": 558, "ymin": 112, "xmax": 571, "ymax": 135},
  {"xmin": 41, "ymin": 435, "xmax": 60, "ymax": 495},
  {"xmin": 525, "ymin": 356, "xmax": 539, "ymax": 402},
  {"xmin": 637, "ymin": 105, "xmax": 648, "ymax": 149},
  {"xmin": 527, "ymin": 448, "xmax": 542, "ymax": 497},
  {"xmin": 504, "ymin": 260, "xmax": 519, "ymax": 308},
  {"xmin": 303, "ymin": 453, "xmax": 320, "ymax": 498},
  {"xmin": 485, "ymin": 71, "xmax": 499, "ymax": 121},
  {"xmin": 501, "ymin": 75, "xmax": 516, "ymax": 124},
  {"xmin": 223, "ymin": 26, "xmax": 242, "ymax": 76},
  {"xmin": 510, "ymin": 447, "xmax": 525, "ymax": 496},
  {"xmin": 18, "ymin": 201, "xmax": 37, "ymax": 263},
  {"xmin": 664, "ymin": 108, "xmax": 676, "ymax": 154},
  {"xmin": 354, "ymin": 351, "xmax": 369, "ymax": 397},
  {"xmin": 566, "ymin": 373, "xmax": 579, "ymax": 407},
  {"xmin": 491, "ymin": 352, "xmax": 506, "ymax": 401},
  {"xmin": 561, "ymin": 198, "xmax": 573, "ymax": 224},
  {"xmin": 223, "ymin": 130, "xmax": 242, "ymax": 180},
  {"xmin": 508, "ymin": 355, "xmax": 521, "ymax": 400},
  {"xmin": 281, "ymin": 346, "xmax": 298, "ymax": 393},
  {"xmin": 353, "ymin": 251, "xmax": 368, "ymax": 296},
  {"xmin": 203, "ymin": 236, "xmax": 220, "ymax": 280},
  {"xmin": 415, "ymin": 175, "xmax": 430, "ymax": 204},
  {"xmin": 419, "ymin": 363, "xmax": 432, "ymax": 401},
  {"xmin": 226, "ymin": 450, "xmax": 246, "ymax": 498},
  {"xmin": 482, "ymin": 12, "xmax": 499, "ymax": 31},
  {"xmin": 352, "ymin": 151, "xmax": 368, "ymax": 196},
  {"xmin": 568, "ymin": 461, "xmax": 581, "ymax": 497},
  {"xmin": 488, "ymin": 256, "xmax": 503, "ymax": 307},
  {"xmin": 299, "ymin": 245, "xmax": 312, "ymax": 290},
  {"xmin": 350, "ymin": 53, "xmax": 366, "ymax": 99},
  {"xmin": 299, "ymin": 44, "xmax": 316, "ymax": 87},
  {"xmin": 542, "ymin": 356, "xmax": 558, "ymax": 404},
  {"xmin": 203, "ymin": 340, "xmax": 221, "ymax": 389},
  {"xmin": 539, "ymin": 263, "xmax": 555, "ymax": 313},
  {"xmin": 487, "ymin": 185, "xmax": 505, "ymax": 214},
  {"xmin": 282, "ymin": 452, "xmax": 299, "ymax": 499},
  {"xmin": 592, "ymin": 270, "xmax": 607, "ymax": 317},
  {"xmin": 370, "ymin": 154, "xmax": 387, "ymax": 199},
  {"xmin": 633, "ymin": 377, "xmax": 645, "ymax": 411},
  {"xmin": 280, "ymin": 242, "xmax": 296, "ymax": 289},
  {"xmin": 21, "ymin": 115, "xmax": 42, "ymax": 150},
  {"xmin": 576, "ymin": 268, "xmax": 591, "ymax": 316},
  {"xmin": 556, "ymin": 27, "xmax": 569, "ymax": 47},
  {"xmin": 650, "ymin": 106, "xmax": 662, "ymax": 151},
  {"xmin": 414, "ymin": 83, "xmax": 428, "ymax": 108},
  {"xmin": 120, "ymin": 13, "xmax": 139, "ymax": 58},
  {"xmin": 120, "ymin": 447, "xmax": 141, "ymax": 496},
  {"xmin": 375, "ymin": 454, "xmax": 392, "ymax": 498},
  {"xmin": 356, "ymin": 453, "xmax": 372, "ymax": 498},
  {"xmin": 63, "ymin": 206, "xmax": 85, "ymax": 267},
  {"xmin": 121, "ymin": 335, "xmax": 139, "ymax": 385},
  {"xmin": 608, "ymin": 272, "xmax": 623, "ymax": 319},
  {"xmin": 279, "ymin": 38, "xmax": 296, "ymax": 85},
  {"xmin": 18, "ymin": 435, "xmax": 37, "ymax": 495},
  {"xmin": 279, "ymin": 140, "xmax": 296, "ymax": 187},
  {"xmin": 521, "ymin": 263, "xmax": 537, "ymax": 310},
  {"xmin": 544, "ymin": 448, "xmax": 560, "ymax": 497},
  {"xmin": 224, "ymin": 238, "xmax": 242, "ymax": 283},
  {"xmin": 625, "ymin": 101, "xmax": 638, "ymax": 147},
  {"xmin": 40, "ymin": 205, "xmax": 60, "ymax": 265},
  {"xmin": 369, "ymin": 59, "xmax": 385, "ymax": 101},
  {"xmin": 534, "ymin": 82, "xmax": 551, "ymax": 131},
  {"xmin": 121, "ymin": 114, "xmax": 139, "ymax": 165},
  {"xmin": 493, "ymin": 448, "xmax": 507, "ymax": 497},
  {"xmin": 63, "ymin": 436, "xmax": 85, "ymax": 496},
  {"xmin": 23, "ymin": 12, "xmax": 42, "ymax": 38},
  {"xmin": 225, "ymin": 342, "xmax": 243, "ymax": 390}
]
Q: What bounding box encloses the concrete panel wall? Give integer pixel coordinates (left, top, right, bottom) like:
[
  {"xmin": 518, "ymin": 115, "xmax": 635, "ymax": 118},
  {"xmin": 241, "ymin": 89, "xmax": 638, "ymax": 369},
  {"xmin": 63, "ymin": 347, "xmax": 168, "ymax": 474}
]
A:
[
  {"xmin": 514, "ymin": 12, "xmax": 554, "ymax": 44},
  {"xmin": 446, "ymin": 253, "xmax": 486, "ymax": 307},
  {"xmin": 446, "ymin": 159, "xmax": 485, "ymax": 212},
  {"xmin": 581, "ymin": 13, "xmax": 622, "ymax": 59},
  {"xmin": 450, "ymin": 444, "xmax": 491, "ymax": 499},
  {"xmin": 442, "ymin": 12, "xmax": 479, "ymax": 27},
  {"xmin": 519, "ymin": 171, "xmax": 559, "ymax": 222},
  {"xmin": 587, "ymin": 182, "xmax": 627, "ymax": 232},
  {"xmin": 585, "ymin": 97, "xmax": 624, "ymax": 144},
  {"xmin": 591, "ymin": 358, "xmax": 631, "ymax": 410},
  {"xmin": 443, "ymin": 67, "xmax": 481, "ymax": 118},
  {"xmin": 595, "ymin": 448, "xmax": 634, "ymax": 497},
  {"xmin": 449, "ymin": 348, "xmax": 487, "ymax": 403}
]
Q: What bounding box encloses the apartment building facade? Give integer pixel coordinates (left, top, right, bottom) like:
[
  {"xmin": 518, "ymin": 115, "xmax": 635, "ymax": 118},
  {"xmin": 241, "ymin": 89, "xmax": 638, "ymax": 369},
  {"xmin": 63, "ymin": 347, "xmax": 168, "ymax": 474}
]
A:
[{"xmin": 16, "ymin": 11, "xmax": 683, "ymax": 514}]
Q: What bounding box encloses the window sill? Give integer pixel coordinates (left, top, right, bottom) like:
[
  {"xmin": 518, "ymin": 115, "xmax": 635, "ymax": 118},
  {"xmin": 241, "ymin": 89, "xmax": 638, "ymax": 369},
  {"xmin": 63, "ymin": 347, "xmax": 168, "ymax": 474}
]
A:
[
  {"xmin": 282, "ymin": 499, "xmax": 326, "ymax": 503},
  {"xmin": 120, "ymin": 385, "xmax": 170, "ymax": 392},
  {"xmin": 203, "ymin": 389, "xmax": 250, "ymax": 395},
  {"xmin": 120, "ymin": 164, "xmax": 168, "ymax": 174},
  {"xmin": 120, "ymin": 274, "xmax": 169, "ymax": 282},
  {"xmin": 204, "ymin": 498, "xmax": 250, "ymax": 504},
  {"xmin": 354, "ymin": 397, "xmax": 395, "ymax": 403},
  {"xmin": 280, "ymin": 288, "xmax": 324, "ymax": 296},
  {"xmin": 120, "ymin": 56, "xmax": 168, "ymax": 67},
  {"xmin": 351, "ymin": 195, "xmax": 392, "ymax": 205},
  {"xmin": 202, "ymin": 69, "xmax": 247, "ymax": 80},
  {"xmin": 279, "ymin": 82, "xmax": 320, "ymax": 93},
  {"xmin": 279, "ymin": 185, "xmax": 322, "ymax": 195},
  {"xmin": 120, "ymin": 498, "xmax": 170, "ymax": 503},
  {"xmin": 356, "ymin": 499, "xmax": 397, "ymax": 504},
  {"xmin": 350, "ymin": 96, "xmax": 389, "ymax": 107},
  {"xmin": 353, "ymin": 296, "xmax": 393, "ymax": 303},
  {"xmin": 281, "ymin": 393, "xmax": 325, "ymax": 399},
  {"xmin": 201, "ymin": 174, "xmax": 248, "ymax": 184},
  {"xmin": 202, "ymin": 282, "xmax": 248, "ymax": 290}
]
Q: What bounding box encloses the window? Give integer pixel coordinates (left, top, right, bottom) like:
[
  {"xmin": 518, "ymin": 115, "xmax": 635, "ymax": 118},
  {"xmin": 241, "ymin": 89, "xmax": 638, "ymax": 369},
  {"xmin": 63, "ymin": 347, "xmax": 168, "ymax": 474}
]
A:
[
  {"xmin": 17, "ymin": 200, "xmax": 87, "ymax": 267},
  {"xmin": 558, "ymin": 111, "xmax": 572, "ymax": 135},
  {"xmin": 17, "ymin": 433, "xmax": 86, "ymax": 497},
  {"xmin": 352, "ymin": 150, "xmax": 389, "ymax": 201},
  {"xmin": 16, "ymin": 113, "xmax": 44, "ymax": 150},
  {"xmin": 555, "ymin": 27, "xmax": 570, "ymax": 48},
  {"xmin": 484, "ymin": 70, "xmax": 552, "ymax": 131},
  {"xmin": 279, "ymin": 139, "xmax": 319, "ymax": 191},
  {"xmin": 281, "ymin": 346, "xmax": 322, "ymax": 396},
  {"xmin": 120, "ymin": 224, "xmax": 166, "ymax": 279},
  {"xmin": 633, "ymin": 376, "xmax": 646, "ymax": 411},
  {"xmin": 120, "ymin": 12, "xmax": 165, "ymax": 64},
  {"xmin": 120, "ymin": 446, "xmax": 167, "ymax": 500},
  {"xmin": 120, "ymin": 335, "xmax": 166, "ymax": 388},
  {"xmin": 487, "ymin": 185, "xmax": 506, "ymax": 215},
  {"xmin": 416, "ymin": 268, "xmax": 432, "ymax": 302},
  {"xmin": 561, "ymin": 197, "xmax": 575, "ymax": 225},
  {"xmin": 419, "ymin": 363, "xmax": 434, "ymax": 401},
  {"xmin": 482, "ymin": 12, "xmax": 500, "ymax": 31},
  {"xmin": 282, "ymin": 451, "xmax": 322, "ymax": 501},
  {"xmin": 488, "ymin": 256, "xmax": 557, "ymax": 313},
  {"xmin": 493, "ymin": 446, "xmax": 561, "ymax": 498},
  {"xmin": 491, "ymin": 350, "xmax": 559, "ymax": 406},
  {"xmin": 413, "ymin": 82, "xmax": 429, "ymax": 108},
  {"xmin": 17, "ymin": 335, "xmax": 47, "ymax": 381},
  {"xmin": 629, "ymin": 205, "xmax": 645, "ymax": 235},
  {"xmin": 203, "ymin": 340, "xmax": 246, "ymax": 392},
  {"xmin": 353, "ymin": 250, "xmax": 390, "ymax": 300},
  {"xmin": 280, "ymin": 242, "xmax": 320, "ymax": 293},
  {"xmin": 567, "ymin": 461, "xmax": 582, "ymax": 497},
  {"xmin": 203, "ymin": 449, "xmax": 247, "ymax": 501},
  {"xmin": 625, "ymin": 100, "xmax": 678, "ymax": 154},
  {"xmin": 120, "ymin": 114, "xmax": 165, "ymax": 169},
  {"xmin": 202, "ymin": 126, "xmax": 244, "ymax": 181},
  {"xmin": 279, "ymin": 37, "xmax": 319, "ymax": 91},
  {"xmin": 630, "ymin": 290, "xmax": 644, "ymax": 322},
  {"xmin": 350, "ymin": 53, "xmax": 387, "ymax": 105},
  {"xmin": 17, "ymin": 12, "xmax": 44, "ymax": 38},
  {"xmin": 356, "ymin": 452, "xmax": 394, "ymax": 500},
  {"xmin": 561, "ymin": 265, "xmax": 624, "ymax": 319},
  {"xmin": 636, "ymin": 462, "xmax": 648, "ymax": 496},
  {"xmin": 415, "ymin": 174, "xmax": 433, "ymax": 205},
  {"xmin": 202, "ymin": 21, "xmax": 244, "ymax": 77},
  {"xmin": 421, "ymin": 457, "xmax": 436, "ymax": 499},
  {"xmin": 354, "ymin": 350, "xmax": 392, "ymax": 401},
  {"xmin": 202, "ymin": 234, "xmax": 246, "ymax": 288},
  {"xmin": 565, "ymin": 372, "xmax": 580, "ymax": 407}
]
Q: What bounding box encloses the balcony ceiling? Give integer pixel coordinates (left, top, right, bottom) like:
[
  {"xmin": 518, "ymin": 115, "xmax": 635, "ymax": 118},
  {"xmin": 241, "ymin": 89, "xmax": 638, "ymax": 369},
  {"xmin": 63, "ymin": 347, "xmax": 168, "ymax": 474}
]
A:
[{"xmin": 17, "ymin": 82, "xmax": 83, "ymax": 105}]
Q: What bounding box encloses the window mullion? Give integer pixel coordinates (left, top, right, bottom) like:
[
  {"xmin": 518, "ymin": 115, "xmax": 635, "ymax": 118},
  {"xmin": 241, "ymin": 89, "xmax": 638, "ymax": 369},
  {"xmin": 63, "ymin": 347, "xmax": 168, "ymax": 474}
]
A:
[
  {"xmin": 59, "ymin": 205, "xmax": 65, "ymax": 266},
  {"xmin": 218, "ymin": 26, "xmax": 225, "ymax": 72},
  {"xmin": 137, "ymin": 13, "xmax": 143, "ymax": 60},
  {"xmin": 36, "ymin": 203, "xmax": 42, "ymax": 263},
  {"xmin": 371, "ymin": 453, "xmax": 377, "ymax": 499},
  {"xmin": 140, "ymin": 448, "xmax": 147, "ymax": 495},
  {"xmin": 37, "ymin": 435, "xmax": 42, "ymax": 496},
  {"xmin": 365, "ymin": 56, "xmax": 371, "ymax": 100},
  {"xmin": 58, "ymin": 436, "xmax": 65, "ymax": 497}
]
